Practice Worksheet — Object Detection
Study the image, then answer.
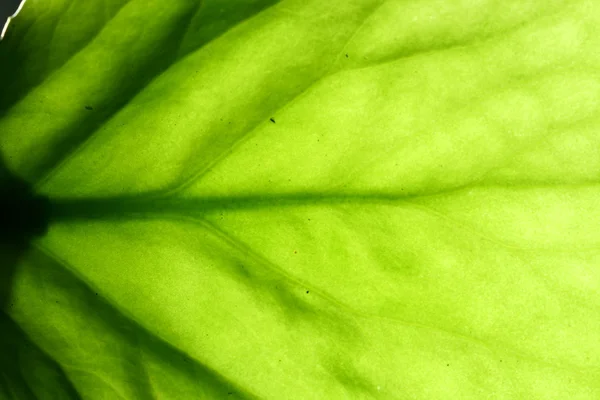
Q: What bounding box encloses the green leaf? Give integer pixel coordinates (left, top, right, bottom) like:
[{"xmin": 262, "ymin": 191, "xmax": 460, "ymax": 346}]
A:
[{"xmin": 1, "ymin": 0, "xmax": 600, "ymax": 398}]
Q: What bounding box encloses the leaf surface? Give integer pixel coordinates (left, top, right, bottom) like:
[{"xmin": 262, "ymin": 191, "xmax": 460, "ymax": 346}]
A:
[{"xmin": 1, "ymin": 0, "xmax": 599, "ymax": 398}]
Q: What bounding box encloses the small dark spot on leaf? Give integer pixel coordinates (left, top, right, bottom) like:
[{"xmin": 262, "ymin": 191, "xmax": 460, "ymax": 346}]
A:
[
  {"xmin": 85, "ymin": 106, "xmax": 93, "ymax": 110},
  {"xmin": 345, "ymin": 54, "xmax": 348, "ymax": 58},
  {"xmin": 270, "ymin": 118, "xmax": 276, "ymax": 123},
  {"xmin": 294, "ymin": 251, "xmax": 297, "ymax": 254},
  {"xmin": 95, "ymin": 293, "xmax": 98, "ymax": 296},
  {"xmin": 447, "ymin": 364, "xmax": 450, "ymax": 366},
  {"xmin": 306, "ymin": 291, "xmax": 309, "ymax": 294}
]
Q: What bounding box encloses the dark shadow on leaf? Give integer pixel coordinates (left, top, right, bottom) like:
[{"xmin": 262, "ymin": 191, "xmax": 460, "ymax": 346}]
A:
[{"xmin": 0, "ymin": 155, "xmax": 51, "ymax": 311}]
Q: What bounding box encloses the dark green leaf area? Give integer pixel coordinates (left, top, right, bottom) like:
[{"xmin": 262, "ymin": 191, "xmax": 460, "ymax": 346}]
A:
[{"xmin": 0, "ymin": 171, "xmax": 50, "ymax": 242}]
